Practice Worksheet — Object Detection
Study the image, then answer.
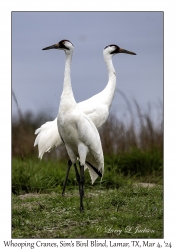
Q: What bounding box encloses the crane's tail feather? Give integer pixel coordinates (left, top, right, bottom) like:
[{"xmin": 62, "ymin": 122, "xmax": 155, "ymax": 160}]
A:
[
  {"xmin": 84, "ymin": 161, "xmax": 103, "ymax": 184},
  {"xmin": 85, "ymin": 161, "xmax": 102, "ymax": 177},
  {"xmin": 34, "ymin": 118, "xmax": 63, "ymax": 159}
]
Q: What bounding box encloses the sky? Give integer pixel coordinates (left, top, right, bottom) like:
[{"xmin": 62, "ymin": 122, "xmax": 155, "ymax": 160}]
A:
[{"xmin": 12, "ymin": 11, "xmax": 163, "ymax": 121}]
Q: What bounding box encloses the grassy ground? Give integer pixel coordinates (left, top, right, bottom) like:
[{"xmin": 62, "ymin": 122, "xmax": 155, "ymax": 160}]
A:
[
  {"xmin": 12, "ymin": 157, "xmax": 163, "ymax": 239},
  {"xmin": 12, "ymin": 156, "xmax": 162, "ymax": 195},
  {"xmin": 12, "ymin": 185, "xmax": 163, "ymax": 238}
]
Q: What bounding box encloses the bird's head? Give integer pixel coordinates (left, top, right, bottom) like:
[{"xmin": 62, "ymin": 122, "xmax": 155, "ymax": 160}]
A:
[
  {"xmin": 42, "ymin": 40, "xmax": 74, "ymax": 54},
  {"xmin": 103, "ymin": 44, "xmax": 136, "ymax": 59}
]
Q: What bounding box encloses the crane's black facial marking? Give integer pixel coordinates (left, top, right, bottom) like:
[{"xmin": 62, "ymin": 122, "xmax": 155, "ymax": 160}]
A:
[
  {"xmin": 110, "ymin": 46, "xmax": 120, "ymax": 54},
  {"xmin": 104, "ymin": 44, "xmax": 117, "ymax": 49},
  {"xmin": 59, "ymin": 40, "xmax": 73, "ymax": 50},
  {"xmin": 104, "ymin": 44, "xmax": 120, "ymax": 54},
  {"xmin": 58, "ymin": 40, "xmax": 70, "ymax": 50}
]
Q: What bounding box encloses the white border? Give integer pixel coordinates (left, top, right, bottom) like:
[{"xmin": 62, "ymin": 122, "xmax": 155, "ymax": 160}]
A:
[{"xmin": 0, "ymin": 0, "xmax": 175, "ymax": 248}]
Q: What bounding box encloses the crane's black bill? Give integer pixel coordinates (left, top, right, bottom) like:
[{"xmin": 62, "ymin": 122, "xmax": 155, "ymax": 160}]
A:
[
  {"xmin": 119, "ymin": 48, "xmax": 136, "ymax": 55},
  {"xmin": 42, "ymin": 44, "xmax": 59, "ymax": 50}
]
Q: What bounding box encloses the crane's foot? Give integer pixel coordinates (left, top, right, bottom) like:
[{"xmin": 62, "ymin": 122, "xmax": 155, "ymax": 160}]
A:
[{"xmin": 80, "ymin": 205, "xmax": 84, "ymax": 212}]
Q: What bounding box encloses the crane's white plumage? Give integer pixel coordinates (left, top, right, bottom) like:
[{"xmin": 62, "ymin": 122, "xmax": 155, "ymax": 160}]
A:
[
  {"xmin": 59, "ymin": 109, "xmax": 104, "ymax": 184},
  {"xmin": 42, "ymin": 40, "xmax": 104, "ymax": 211},
  {"xmin": 34, "ymin": 118, "xmax": 61, "ymax": 158},
  {"xmin": 34, "ymin": 43, "xmax": 136, "ymax": 159}
]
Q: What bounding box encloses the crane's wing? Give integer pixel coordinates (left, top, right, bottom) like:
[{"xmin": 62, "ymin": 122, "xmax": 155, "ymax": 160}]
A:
[
  {"xmin": 77, "ymin": 114, "xmax": 104, "ymax": 184},
  {"xmin": 34, "ymin": 118, "xmax": 63, "ymax": 159},
  {"xmin": 78, "ymin": 97, "xmax": 109, "ymax": 129}
]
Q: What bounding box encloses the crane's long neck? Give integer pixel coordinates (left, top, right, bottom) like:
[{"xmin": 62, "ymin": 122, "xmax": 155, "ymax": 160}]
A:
[
  {"xmin": 102, "ymin": 55, "xmax": 116, "ymax": 109},
  {"xmin": 60, "ymin": 51, "xmax": 76, "ymax": 109}
]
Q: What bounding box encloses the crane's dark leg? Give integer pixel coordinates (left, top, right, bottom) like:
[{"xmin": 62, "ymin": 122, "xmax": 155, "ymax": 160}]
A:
[
  {"xmin": 79, "ymin": 163, "xmax": 85, "ymax": 212},
  {"xmin": 79, "ymin": 162, "xmax": 84, "ymax": 197},
  {"xmin": 73, "ymin": 163, "xmax": 81, "ymax": 194},
  {"xmin": 62, "ymin": 160, "xmax": 72, "ymax": 196}
]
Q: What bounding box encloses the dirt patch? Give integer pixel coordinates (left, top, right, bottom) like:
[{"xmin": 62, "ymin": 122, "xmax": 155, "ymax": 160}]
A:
[
  {"xmin": 133, "ymin": 183, "xmax": 157, "ymax": 188},
  {"xmin": 18, "ymin": 183, "xmax": 161, "ymax": 200},
  {"xmin": 18, "ymin": 191, "xmax": 80, "ymax": 200},
  {"xmin": 19, "ymin": 193, "xmax": 53, "ymax": 200}
]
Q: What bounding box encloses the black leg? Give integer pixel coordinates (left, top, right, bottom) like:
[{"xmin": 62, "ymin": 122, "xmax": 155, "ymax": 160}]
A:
[
  {"xmin": 79, "ymin": 163, "xmax": 85, "ymax": 212},
  {"xmin": 62, "ymin": 160, "xmax": 72, "ymax": 196},
  {"xmin": 74, "ymin": 163, "xmax": 81, "ymax": 194},
  {"xmin": 79, "ymin": 162, "xmax": 85, "ymax": 197}
]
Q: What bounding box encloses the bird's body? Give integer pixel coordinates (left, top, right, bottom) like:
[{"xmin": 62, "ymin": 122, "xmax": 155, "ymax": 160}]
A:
[
  {"xmin": 56, "ymin": 40, "xmax": 104, "ymax": 187},
  {"xmin": 58, "ymin": 107, "xmax": 104, "ymax": 183},
  {"xmin": 39, "ymin": 40, "xmax": 104, "ymax": 211},
  {"xmin": 34, "ymin": 43, "xmax": 136, "ymax": 159}
]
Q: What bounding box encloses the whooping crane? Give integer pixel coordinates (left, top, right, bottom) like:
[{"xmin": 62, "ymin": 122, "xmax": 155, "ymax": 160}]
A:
[
  {"xmin": 34, "ymin": 44, "xmax": 136, "ymax": 158},
  {"xmin": 41, "ymin": 40, "xmax": 104, "ymax": 211},
  {"xmin": 34, "ymin": 41, "xmax": 136, "ymax": 194}
]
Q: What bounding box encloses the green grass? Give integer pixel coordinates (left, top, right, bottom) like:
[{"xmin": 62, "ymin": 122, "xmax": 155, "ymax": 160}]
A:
[
  {"xmin": 12, "ymin": 186, "xmax": 163, "ymax": 238},
  {"xmin": 104, "ymin": 147, "xmax": 163, "ymax": 184},
  {"xmin": 12, "ymin": 157, "xmax": 163, "ymax": 238},
  {"xmin": 12, "ymin": 154, "xmax": 162, "ymax": 195}
]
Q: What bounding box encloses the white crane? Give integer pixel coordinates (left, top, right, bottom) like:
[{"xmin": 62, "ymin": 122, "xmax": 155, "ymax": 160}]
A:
[
  {"xmin": 41, "ymin": 40, "xmax": 104, "ymax": 211},
  {"xmin": 34, "ymin": 43, "xmax": 136, "ymax": 156},
  {"xmin": 34, "ymin": 40, "xmax": 136, "ymax": 194}
]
